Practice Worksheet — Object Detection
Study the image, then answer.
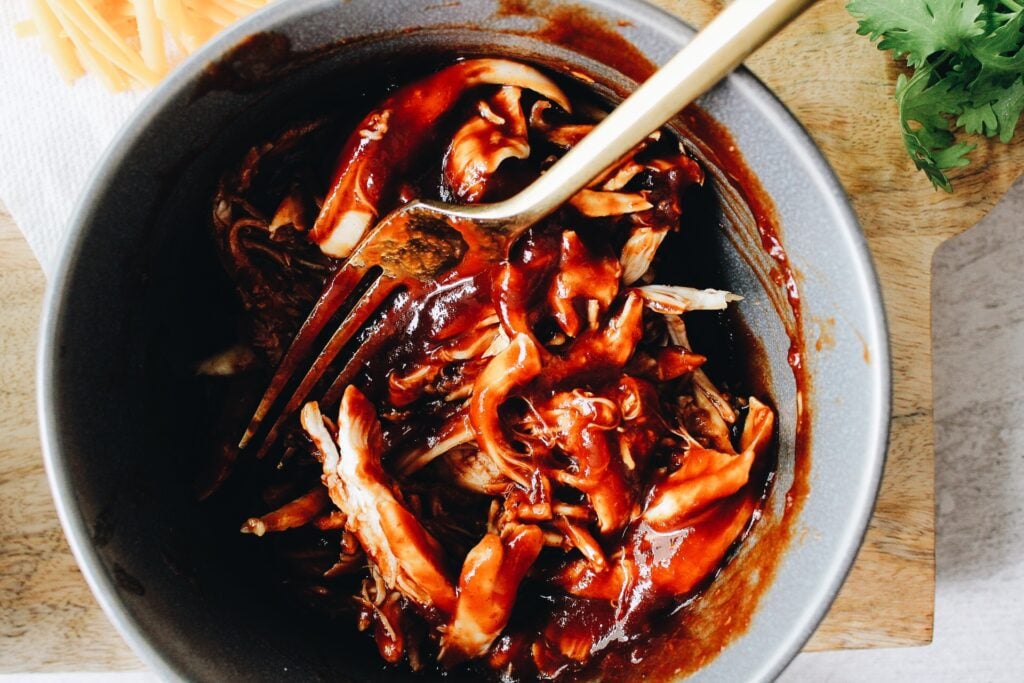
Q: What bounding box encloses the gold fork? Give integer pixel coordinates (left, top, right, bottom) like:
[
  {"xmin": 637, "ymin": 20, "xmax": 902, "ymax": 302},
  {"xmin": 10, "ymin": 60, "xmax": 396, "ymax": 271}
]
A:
[{"xmin": 238, "ymin": 0, "xmax": 817, "ymax": 458}]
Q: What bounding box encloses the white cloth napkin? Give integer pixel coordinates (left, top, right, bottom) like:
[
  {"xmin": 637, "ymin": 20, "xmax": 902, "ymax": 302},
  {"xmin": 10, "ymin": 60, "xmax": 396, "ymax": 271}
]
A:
[{"xmin": 0, "ymin": 1, "xmax": 147, "ymax": 276}]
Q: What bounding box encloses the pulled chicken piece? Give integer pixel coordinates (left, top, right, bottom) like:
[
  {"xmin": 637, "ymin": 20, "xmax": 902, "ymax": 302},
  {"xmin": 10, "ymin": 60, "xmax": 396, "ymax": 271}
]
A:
[
  {"xmin": 645, "ymin": 397, "xmax": 774, "ymax": 530},
  {"xmin": 310, "ymin": 59, "xmax": 571, "ymax": 257},
  {"xmin": 555, "ymin": 399, "xmax": 774, "ymax": 604},
  {"xmin": 301, "ymin": 388, "xmax": 456, "ymax": 615},
  {"xmin": 470, "ymin": 333, "xmax": 543, "ymax": 487},
  {"xmin": 439, "ymin": 524, "xmax": 543, "ymax": 665},
  {"xmin": 547, "ymin": 230, "xmax": 622, "ymax": 337},
  {"xmin": 444, "ymin": 86, "xmax": 531, "ymax": 202},
  {"xmin": 534, "ymin": 389, "xmax": 632, "ymax": 534},
  {"xmin": 240, "ymin": 486, "xmax": 331, "ymax": 536}
]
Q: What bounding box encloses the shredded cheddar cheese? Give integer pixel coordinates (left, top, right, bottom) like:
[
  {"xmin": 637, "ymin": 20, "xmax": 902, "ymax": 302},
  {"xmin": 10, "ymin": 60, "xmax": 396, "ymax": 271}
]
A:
[{"xmin": 18, "ymin": 0, "xmax": 274, "ymax": 91}]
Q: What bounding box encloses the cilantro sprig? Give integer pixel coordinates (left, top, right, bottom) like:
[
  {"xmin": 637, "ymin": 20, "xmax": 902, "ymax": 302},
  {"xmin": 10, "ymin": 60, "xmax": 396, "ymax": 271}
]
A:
[{"xmin": 848, "ymin": 0, "xmax": 1024, "ymax": 191}]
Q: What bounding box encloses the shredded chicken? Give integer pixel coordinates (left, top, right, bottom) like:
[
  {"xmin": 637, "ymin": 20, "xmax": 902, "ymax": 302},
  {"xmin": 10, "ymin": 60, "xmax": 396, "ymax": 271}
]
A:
[
  {"xmin": 444, "ymin": 87, "xmax": 531, "ymax": 202},
  {"xmin": 218, "ymin": 57, "xmax": 780, "ymax": 679},
  {"xmin": 570, "ymin": 188, "xmax": 653, "ymax": 217},
  {"xmin": 620, "ymin": 226, "xmax": 668, "ymax": 285},
  {"xmin": 547, "ymin": 230, "xmax": 621, "ymax": 337},
  {"xmin": 240, "ymin": 486, "xmax": 330, "ymax": 536},
  {"xmin": 439, "ymin": 524, "xmax": 543, "ymax": 664},
  {"xmin": 470, "ymin": 333, "xmax": 542, "ymax": 487},
  {"xmin": 637, "ymin": 284, "xmax": 743, "ymax": 314},
  {"xmin": 310, "ymin": 59, "xmax": 571, "ymax": 257},
  {"xmin": 534, "ymin": 389, "xmax": 632, "ymax": 533},
  {"xmin": 645, "ymin": 398, "xmax": 774, "ymax": 530},
  {"xmin": 301, "ymin": 390, "xmax": 456, "ymax": 615},
  {"xmin": 442, "ymin": 448, "xmax": 509, "ymax": 494}
]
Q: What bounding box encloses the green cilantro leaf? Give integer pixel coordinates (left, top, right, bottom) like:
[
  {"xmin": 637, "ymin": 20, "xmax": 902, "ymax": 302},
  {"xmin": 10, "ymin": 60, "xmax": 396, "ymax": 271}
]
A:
[
  {"xmin": 897, "ymin": 70, "xmax": 976, "ymax": 191},
  {"xmin": 982, "ymin": 75, "xmax": 1024, "ymax": 141},
  {"xmin": 957, "ymin": 98, "xmax": 1000, "ymax": 135},
  {"xmin": 848, "ymin": 0, "xmax": 1024, "ymax": 191},
  {"xmin": 898, "ymin": 68, "xmax": 965, "ymax": 128},
  {"xmin": 848, "ymin": 0, "xmax": 986, "ymax": 67},
  {"xmin": 968, "ymin": 9, "xmax": 1024, "ymax": 77}
]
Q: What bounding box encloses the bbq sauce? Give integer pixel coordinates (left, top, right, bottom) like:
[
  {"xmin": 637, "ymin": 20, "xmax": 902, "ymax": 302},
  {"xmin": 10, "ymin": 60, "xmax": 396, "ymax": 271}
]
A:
[{"xmin": 200, "ymin": 32, "xmax": 809, "ymax": 681}]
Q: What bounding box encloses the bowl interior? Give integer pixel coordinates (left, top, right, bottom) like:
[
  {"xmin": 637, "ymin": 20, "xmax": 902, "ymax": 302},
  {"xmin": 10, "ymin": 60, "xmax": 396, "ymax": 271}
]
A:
[{"xmin": 40, "ymin": 1, "xmax": 889, "ymax": 681}]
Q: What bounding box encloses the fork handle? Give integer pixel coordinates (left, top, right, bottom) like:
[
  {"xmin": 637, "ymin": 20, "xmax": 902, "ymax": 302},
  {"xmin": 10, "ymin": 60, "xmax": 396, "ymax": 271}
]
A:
[{"xmin": 448, "ymin": 0, "xmax": 818, "ymax": 227}]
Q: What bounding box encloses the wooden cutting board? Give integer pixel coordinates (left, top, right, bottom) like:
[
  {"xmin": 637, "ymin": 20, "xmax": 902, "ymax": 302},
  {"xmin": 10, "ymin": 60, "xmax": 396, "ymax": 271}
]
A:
[{"xmin": 2, "ymin": 0, "xmax": 1022, "ymax": 671}]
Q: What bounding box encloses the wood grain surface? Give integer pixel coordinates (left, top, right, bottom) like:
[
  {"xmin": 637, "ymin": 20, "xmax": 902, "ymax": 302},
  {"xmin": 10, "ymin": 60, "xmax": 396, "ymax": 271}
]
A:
[
  {"xmin": 2, "ymin": 0, "xmax": 1023, "ymax": 672},
  {"xmin": 0, "ymin": 206, "xmax": 141, "ymax": 671}
]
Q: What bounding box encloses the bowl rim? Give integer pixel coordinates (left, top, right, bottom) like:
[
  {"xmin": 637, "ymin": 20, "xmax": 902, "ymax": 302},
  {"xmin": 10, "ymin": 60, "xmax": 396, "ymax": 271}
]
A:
[{"xmin": 37, "ymin": 0, "xmax": 890, "ymax": 680}]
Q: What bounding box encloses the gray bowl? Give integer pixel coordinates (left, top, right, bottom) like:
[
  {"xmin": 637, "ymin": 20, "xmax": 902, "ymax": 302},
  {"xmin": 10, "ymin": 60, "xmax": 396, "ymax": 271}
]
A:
[{"xmin": 37, "ymin": 0, "xmax": 889, "ymax": 680}]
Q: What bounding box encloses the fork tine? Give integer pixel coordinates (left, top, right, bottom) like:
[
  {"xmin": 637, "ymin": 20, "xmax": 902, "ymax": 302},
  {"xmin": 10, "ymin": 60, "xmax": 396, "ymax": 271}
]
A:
[
  {"xmin": 318, "ymin": 314, "xmax": 400, "ymax": 409},
  {"xmin": 238, "ymin": 264, "xmax": 369, "ymax": 448},
  {"xmin": 252, "ymin": 274, "xmax": 402, "ymax": 460}
]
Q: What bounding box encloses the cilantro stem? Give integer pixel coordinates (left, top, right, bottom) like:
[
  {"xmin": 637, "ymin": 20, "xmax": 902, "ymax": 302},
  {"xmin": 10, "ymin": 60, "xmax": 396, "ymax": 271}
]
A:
[
  {"xmin": 897, "ymin": 63, "xmax": 932, "ymax": 107},
  {"xmin": 1001, "ymin": 1, "xmax": 1023, "ymax": 11}
]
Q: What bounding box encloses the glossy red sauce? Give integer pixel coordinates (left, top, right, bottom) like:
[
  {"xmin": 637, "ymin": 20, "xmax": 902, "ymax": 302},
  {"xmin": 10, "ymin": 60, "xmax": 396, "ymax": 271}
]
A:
[
  {"xmin": 200, "ymin": 6, "xmax": 811, "ymax": 680},
  {"xmin": 487, "ymin": 4, "xmax": 812, "ymax": 678}
]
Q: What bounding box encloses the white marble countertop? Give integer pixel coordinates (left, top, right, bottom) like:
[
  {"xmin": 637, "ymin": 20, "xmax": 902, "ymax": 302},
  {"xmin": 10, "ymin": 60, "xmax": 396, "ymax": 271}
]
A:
[{"xmin": 3, "ymin": 184, "xmax": 1020, "ymax": 683}]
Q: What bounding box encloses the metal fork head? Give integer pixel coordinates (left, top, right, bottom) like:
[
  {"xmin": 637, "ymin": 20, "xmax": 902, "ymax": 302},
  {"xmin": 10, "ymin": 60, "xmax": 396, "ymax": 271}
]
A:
[
  {"xmin": 239, "ymin": 200, "xmax": 519, "ymax": 459},
  {"xmin": 238, "ymin": 0, "xmax": 821, "ymax": 459}
]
